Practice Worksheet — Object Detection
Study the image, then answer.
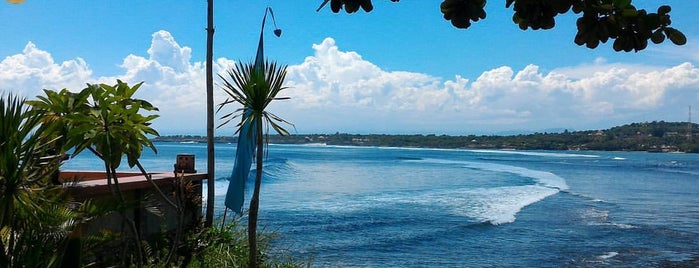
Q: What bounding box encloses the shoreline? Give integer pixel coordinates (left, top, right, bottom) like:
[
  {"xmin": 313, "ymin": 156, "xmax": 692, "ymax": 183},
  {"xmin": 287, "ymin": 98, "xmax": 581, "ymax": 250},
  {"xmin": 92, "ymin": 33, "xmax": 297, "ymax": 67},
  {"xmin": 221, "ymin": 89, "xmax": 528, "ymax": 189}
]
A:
[
  {"xmin": 151, "ymin": 139, "xmax": 692, "ymax": 154},
  {"xmin": 153, "ymin": 121, "xmax": 699, "ymax": 153}
]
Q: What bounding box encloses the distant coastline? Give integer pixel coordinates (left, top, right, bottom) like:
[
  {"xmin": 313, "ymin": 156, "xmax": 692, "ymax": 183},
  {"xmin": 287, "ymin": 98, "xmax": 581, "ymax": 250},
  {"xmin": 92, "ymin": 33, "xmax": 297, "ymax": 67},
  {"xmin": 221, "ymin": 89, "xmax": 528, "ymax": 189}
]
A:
[{"xmin": 153, "ymin": 121, "xmax": 699, "ymax": 153}]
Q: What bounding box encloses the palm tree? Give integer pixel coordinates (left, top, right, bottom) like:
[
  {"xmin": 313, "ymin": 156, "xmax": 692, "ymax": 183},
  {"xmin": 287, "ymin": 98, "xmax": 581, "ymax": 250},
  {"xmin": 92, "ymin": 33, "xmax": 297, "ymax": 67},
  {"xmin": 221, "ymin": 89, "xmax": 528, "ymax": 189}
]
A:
[{"xmin": 218, "ymin": 60, "xmax": 291, "ymax": 268}]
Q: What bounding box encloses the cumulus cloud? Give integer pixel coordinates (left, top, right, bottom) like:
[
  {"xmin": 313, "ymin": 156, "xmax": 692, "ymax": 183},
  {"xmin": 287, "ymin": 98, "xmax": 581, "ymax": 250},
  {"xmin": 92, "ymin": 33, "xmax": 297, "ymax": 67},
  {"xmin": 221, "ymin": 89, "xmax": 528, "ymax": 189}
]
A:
[
  {"xmin": 280, "ymin": 38, "xmax": 699, "ymax": 133},
  {"xmin": 1, "ymin": 32, "xmax": 699, "ymax": 134},
  {"xmin": 0, "ymin": 42, "xmax": 92, "ymax": 97},
  {"xmin": 108, "ymin": 31, "xmax": 238, "ymax": 133},
  {"xmin": 146, "ymin": 30, "xmax": 192, "ymax": 73},
  {"xmin": 0, "ymin": 31, "xmax": 236, "ymax": 134}
]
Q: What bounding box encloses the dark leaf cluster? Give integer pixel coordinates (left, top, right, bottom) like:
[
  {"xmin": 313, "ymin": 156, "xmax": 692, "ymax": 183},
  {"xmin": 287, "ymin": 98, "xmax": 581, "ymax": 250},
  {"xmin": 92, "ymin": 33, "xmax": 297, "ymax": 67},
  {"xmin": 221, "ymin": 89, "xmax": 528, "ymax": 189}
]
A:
[
  {"xmin": 507, "ymin": 0, "xmax": 574, "ymax": 30},
  {"xmin": 317, "ymin": 0, "xmax": 686, "ymax": 52},
  {"xmin": 441, "ymin": 0, "xmax": 487, "ymax": 29},
  {"xmin": 572, "ymin": 1, "xmax": 686, "ymax": 52},
  {"xmin": 317, "ymin": 0, "xmax": 400, "ymax": 14}
]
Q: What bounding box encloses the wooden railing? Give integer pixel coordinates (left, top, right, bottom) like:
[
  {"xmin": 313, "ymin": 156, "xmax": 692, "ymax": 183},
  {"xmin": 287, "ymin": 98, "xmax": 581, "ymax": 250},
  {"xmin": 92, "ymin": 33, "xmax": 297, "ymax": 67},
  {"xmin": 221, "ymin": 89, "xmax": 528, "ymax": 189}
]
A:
[{"xmin": 60, "ymin": 171, "xmax": 208, "ymax": 197}]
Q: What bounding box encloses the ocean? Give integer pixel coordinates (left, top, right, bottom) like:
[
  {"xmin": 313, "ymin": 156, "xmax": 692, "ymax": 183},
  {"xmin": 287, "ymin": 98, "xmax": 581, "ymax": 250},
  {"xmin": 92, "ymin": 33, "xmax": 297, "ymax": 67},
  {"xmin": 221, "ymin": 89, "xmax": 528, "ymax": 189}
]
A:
[{"xmin": 62, "ymin": 142, "xmax": 699, "ymax": 267}]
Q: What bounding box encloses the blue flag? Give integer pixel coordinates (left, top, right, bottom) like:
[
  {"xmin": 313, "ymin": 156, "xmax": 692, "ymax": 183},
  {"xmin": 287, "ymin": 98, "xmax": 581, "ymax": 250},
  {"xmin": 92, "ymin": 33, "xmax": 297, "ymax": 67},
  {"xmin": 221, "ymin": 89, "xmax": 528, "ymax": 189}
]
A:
[
  {"xmin": 225, "ymin": 110, "xmax": 256, "ymax": 214},
  {"xmin": 224, "ymin": 16, "xmax": 266, "ymax": 214}
]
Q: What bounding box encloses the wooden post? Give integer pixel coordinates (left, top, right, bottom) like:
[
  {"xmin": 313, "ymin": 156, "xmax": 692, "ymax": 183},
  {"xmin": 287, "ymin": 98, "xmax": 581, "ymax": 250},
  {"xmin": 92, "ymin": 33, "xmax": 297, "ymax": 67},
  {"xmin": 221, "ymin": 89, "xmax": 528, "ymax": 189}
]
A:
[{"xmin": 205, "ymin": 0, "xmax": 215, "ymax": 227}]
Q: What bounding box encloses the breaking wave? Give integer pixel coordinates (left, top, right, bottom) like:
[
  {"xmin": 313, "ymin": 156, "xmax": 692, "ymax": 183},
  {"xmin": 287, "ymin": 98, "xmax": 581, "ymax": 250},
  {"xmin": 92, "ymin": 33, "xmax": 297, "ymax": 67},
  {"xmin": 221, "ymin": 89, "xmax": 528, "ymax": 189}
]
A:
[
  {"xmin": 467, "ymin": 149, "xmax": 600, "ymax": 159},
  {"xmin": 404, "ymin": 158, "xmax": 567, "ymax": 225},
  {"xmin": 287, "ymin": 158, "xmax": 568, "ymax": 225}
]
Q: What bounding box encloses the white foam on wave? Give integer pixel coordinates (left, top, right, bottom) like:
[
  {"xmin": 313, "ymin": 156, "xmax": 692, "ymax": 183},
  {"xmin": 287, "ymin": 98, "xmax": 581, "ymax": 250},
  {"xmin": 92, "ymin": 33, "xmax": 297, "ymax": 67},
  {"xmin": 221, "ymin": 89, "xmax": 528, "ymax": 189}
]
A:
[
  {"xmin": 280, "ymin": 179, "xmax": 561, "ymax": 225},
  {"xmin": 608, "ymin": 222, "xmax": 636, "ymax": 229},
  {"xmin": 567, "ymin": 191, "xmax": 606, "ymax": 203},
  {"xmin": 582, "ymin": 208, "xmax": 609, "ymax": 222},
  {"xmin": 301, "ymin": 185, "xmax": 560, "ymax": 225},
  {"xmin": 203, "ymin": 180, "xmax": 233, "ymax": 203},
  {"xmin": 442, "ymin": 185, "xmax": 559, "ymax": 225},
  {"xmin": 298, "ymin": 143, "xmax": 327, "ymax": 146},
  {"xmin": 377, "ymin": 146, "xmax": 453, "ymax": 152},
  {"xmin": 392, "ymin": 158, "xmax": 570, "ymax": 224},
  {"xmin": 656, "ymin": 168, "xmax": 699, "ymax": 176},
  {"xmin": 599, "ymin": 251, "xmax": 619, "ymax": 260},
  {"xmin": 419, "ymin": 158, "xmax": 569, "ymax": 190},
  {"xmin": 580, "ymin": 208, "xmax": 637, "ymax": 229},
  {"xmin": 237, "ymin": 154, "xmax": 572, "ymax": 226},
  {"xmin": 613, "ymin": 157, "xmax": 626, "ymax": 160},
  {"xmin": 468, "ymin": 149, "xmax": 599, "ymax": 158}
]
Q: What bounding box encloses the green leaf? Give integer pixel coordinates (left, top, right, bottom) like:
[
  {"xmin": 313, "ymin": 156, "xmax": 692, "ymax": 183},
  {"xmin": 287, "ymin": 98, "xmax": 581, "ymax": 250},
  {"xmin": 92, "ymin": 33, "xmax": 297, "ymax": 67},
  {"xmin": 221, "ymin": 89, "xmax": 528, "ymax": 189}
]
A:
[
  {"xmin": 650, "ymin": 30, "xmax": 665, "ymax": 44},
  {"xmin": 612, "ymin": 0, "xmax": 631, "ymax": 9},
  {"xmin": 620, "ymin": 8, "xmax": 637, "ymax": 18},
  {"xmin": 665, "ymin": 27, "xmax": 687, "ymax": 45}
]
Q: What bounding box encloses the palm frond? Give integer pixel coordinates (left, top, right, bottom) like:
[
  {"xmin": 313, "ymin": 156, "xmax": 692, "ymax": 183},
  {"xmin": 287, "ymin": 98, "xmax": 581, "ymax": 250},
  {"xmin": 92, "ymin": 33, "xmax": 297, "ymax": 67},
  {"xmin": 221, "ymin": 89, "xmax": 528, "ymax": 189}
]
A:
[{"xmin": 218, "ymin": 59, "xmax": 293, "ymax": 139}]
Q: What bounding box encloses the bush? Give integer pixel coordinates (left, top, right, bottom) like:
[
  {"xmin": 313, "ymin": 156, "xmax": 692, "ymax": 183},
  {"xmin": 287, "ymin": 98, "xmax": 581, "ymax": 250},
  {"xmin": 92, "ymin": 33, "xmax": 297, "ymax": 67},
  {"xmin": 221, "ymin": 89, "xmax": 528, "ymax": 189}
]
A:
[{"xmin": 142, "ymin": 219, "xmax": 308, "ymax": 268}]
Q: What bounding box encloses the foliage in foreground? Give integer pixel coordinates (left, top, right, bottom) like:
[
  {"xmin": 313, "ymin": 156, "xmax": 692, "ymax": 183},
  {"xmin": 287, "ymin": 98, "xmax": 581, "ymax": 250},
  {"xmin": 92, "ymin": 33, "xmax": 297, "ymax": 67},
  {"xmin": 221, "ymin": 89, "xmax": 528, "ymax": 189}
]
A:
[
  {"xmin": 28, "ymin": 81, "xmax": 166, "ymax": 266},
  {"xmin": 0, "ymin": 93, "xmax": 63, "ymax": 266},
  {"xmin": 2, "ymin": 90, "xmax": 306, "ymax": 267},
  {"xmin": 0, "ymin": 93, "xmax": 113, "ymax": 267},
  {"xmin": 158, "ymin": 219, "xmax": 307, "ymax": 268}
]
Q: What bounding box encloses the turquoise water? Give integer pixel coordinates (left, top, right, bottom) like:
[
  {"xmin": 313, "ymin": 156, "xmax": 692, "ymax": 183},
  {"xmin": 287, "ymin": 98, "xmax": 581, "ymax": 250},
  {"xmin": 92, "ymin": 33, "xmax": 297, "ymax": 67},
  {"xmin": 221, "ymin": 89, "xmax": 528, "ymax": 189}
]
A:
[{"xmin": 63, "ymin": 142, "xmax": 699, "ymax": 267}]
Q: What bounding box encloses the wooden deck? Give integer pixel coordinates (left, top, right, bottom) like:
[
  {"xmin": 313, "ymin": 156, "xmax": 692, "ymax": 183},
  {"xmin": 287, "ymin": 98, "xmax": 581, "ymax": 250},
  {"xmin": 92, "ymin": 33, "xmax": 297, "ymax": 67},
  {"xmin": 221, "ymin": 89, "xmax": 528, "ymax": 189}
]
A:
[{"xmin": 60, "ymin": 171, "xmax": 208, "ymax": 197}]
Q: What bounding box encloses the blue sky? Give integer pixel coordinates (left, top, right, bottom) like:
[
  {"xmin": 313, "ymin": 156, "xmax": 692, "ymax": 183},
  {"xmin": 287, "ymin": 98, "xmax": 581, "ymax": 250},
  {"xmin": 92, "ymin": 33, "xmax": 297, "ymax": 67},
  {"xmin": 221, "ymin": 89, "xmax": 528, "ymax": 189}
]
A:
[{"xmin": 1, "ymin": 0, "xmax": 698, "ymax": 135}]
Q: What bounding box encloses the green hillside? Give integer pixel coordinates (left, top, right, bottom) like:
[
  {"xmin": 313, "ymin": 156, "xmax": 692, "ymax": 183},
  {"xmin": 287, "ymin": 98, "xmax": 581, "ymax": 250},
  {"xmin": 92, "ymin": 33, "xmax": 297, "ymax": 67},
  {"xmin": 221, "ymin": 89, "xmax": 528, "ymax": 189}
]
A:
[{"xmin": 153, "ymin": 121, "xmax": 699, "ymax": 153}]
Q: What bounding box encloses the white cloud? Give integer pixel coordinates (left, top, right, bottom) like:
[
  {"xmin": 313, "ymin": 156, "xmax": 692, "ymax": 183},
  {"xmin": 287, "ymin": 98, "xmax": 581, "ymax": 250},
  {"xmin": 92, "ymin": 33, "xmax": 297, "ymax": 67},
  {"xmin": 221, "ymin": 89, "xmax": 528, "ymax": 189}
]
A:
[
  {"xmin": 2, "ymin": 33, "xmax": 699, "ymax": 134},
  {"xmin": 146, "ymin": 30, "xmax": 192, "ymax": 73},
  {"xmin": 0, "ymin": 42, "xmax": 92, "ymax": 97},
  {"xmin": 280, "ymin": 38, "xmax": 699, "ymax": 133},
  {"xmin": 0, "ymin": 31, "xmax": 237, "ymax": 134},
  {"xmin": 110, "ymin": 31, "xmax": 234, "ymax": 129}
]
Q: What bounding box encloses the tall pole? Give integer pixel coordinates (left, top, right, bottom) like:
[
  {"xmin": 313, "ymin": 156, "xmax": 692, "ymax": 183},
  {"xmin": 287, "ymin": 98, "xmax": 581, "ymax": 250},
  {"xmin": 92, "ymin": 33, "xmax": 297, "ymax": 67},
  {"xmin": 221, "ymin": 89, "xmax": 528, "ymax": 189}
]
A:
[{"xmin": 205, "ymin": 0, "xmax": 215, "ymax": 227}]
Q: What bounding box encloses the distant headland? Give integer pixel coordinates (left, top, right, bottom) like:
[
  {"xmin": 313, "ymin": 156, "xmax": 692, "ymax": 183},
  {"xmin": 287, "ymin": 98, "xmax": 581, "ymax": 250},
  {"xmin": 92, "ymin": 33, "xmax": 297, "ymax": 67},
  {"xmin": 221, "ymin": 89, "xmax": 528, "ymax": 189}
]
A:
[{"xmin": 153, "ymin": 121, "xmax": 699, "ymax": 153}]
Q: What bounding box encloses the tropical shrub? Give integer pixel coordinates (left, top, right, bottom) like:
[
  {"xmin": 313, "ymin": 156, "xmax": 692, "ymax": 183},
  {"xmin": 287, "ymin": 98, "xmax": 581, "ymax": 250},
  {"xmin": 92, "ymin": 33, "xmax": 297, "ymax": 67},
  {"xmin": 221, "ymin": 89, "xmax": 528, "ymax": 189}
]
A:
[
  {"xmin": 29, "ymin": 81, "xmax": 166, "ymax": 266},
  {"xmin": 0, "ymin": 93, "xmax": 92, "ymax": 267}
]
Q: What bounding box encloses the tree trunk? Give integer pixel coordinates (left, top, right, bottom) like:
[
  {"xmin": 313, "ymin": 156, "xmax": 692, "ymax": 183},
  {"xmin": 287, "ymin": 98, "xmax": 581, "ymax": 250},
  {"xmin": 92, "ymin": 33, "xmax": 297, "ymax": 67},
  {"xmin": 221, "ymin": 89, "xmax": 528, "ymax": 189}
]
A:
[
  {"xmin": 248, "ymin": 122, "xmax": 264, "ymax": 268},
  {"xmin": 205, "ymin": 0, "xmax": 215, "ymax": 227}
]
